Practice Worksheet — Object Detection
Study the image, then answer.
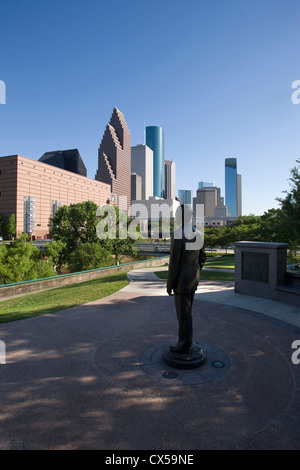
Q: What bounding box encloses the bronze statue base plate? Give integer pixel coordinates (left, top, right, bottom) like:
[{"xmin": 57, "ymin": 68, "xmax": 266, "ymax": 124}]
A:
[{"xmin": 162, "ymin": 342, "xmax": 207, "ymax": 369}]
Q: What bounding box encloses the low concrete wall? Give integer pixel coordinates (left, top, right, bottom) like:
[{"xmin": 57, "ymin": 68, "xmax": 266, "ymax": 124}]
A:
[
  {"xmin": 235, "ymin": 241, "xmax": 300, "ymax": 307},
  {"xmin": 0, "ymin": 256, "xmax": 169, "ymax": 300}
]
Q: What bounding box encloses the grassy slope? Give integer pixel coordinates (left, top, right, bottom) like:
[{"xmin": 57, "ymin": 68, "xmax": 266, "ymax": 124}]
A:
[
  {"xmin": 0, "ymin": 272, "xmax": 129, "ymax": 323},
  {"xmin": 0, "ymin": 255, "xmax": 236, "ymax": 323}
]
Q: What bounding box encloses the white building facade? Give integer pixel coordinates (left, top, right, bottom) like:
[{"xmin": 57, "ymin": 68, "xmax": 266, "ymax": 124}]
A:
[
  {"xmin": 164, "ymin": 160, "xmax": 176, "ymax": 199},
  {"xmin": 130, "ymin": 196, "xmax": 180, "ymax": 221},
  {"xmin": 131, "ymin": 144, "xmax": 153, "ymax": 201}
]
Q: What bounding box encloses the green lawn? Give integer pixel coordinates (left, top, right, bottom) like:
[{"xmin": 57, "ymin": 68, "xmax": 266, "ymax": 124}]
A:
[
  {"xmin": 154, "ymin": 269, "xmax": 234, "ymax": 282},
  {"xmin": 153, "ymin": 254, "xmax": 235, "ymax": 282},
  {"xmin": 204, "ymin": 254, "xmax": 235, "ymax": 269},
  {"xmin": 200, "ymin": 270, "xmax": 234, "ymax": 281},
  {"xmin": 0, "ymin": 272, "xmax": 129, "ymax": 323}
]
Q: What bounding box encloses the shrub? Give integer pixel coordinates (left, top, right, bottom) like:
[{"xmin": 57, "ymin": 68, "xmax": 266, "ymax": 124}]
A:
[{"xmin": 68, "ymin": 243, "xmax": 114, "ymax": 273}]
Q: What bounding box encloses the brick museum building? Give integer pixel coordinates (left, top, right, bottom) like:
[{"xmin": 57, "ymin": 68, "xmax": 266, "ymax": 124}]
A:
[{"xmin": 0, "ymin": 154, "xmax": 111, "ymax": 239}]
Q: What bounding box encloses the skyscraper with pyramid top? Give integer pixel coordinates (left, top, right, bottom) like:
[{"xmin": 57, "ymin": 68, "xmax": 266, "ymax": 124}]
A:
[{"xmin": 95, "ymin": 107, "xmax": 131, "ymax": 213}]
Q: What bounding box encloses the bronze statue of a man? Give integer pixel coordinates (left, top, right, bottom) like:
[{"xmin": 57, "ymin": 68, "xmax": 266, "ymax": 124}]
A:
[{"xmin": 167, "ymin": 204, "xmax": 206, "ymax": 356}]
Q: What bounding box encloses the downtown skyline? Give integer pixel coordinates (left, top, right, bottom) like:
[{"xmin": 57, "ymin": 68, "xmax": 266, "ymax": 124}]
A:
[{"xmin": 0, "ymin": 0, "xmax": 299, "ymax": 216}]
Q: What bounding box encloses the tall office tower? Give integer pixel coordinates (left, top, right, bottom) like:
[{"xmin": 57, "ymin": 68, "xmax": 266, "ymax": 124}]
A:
[
  {"xmin": 164, "ymin": 160, "xmax": 175, "ymax": 199},
  {"xmin": 146, "ymin": 126, "xmax": 164, "ymax": 198},
  {"xmin": 95, "ymin": 107, "xmax": 131, "ymax": 212},
  {"xmin": 39, "ymin": 149, "xmax": 87, "ymax": 177},
  {"xmin": 198, "ymin": 181, "xmax": 214, "ymax": 189},
  {"xmin": 131, "ymin": 173, "xmax": 142, "ymax": 201},
  {"xmin": 237, "ymin": 173, "xmax": 242, "ymax": 217},
  {"xmin": 225, "ymin": 158, "xmax": 242, "ymax": 217},
  {"xmin": 178, "ymin": 190, "xmax": 193, "ymax": 205},
  {"xmin": 131, "ymin": 144, "xmax": 153, "ymax": 200},
  {"xmin": 196, "ymin": 187, "xmax": 218, "ymax": 217}
]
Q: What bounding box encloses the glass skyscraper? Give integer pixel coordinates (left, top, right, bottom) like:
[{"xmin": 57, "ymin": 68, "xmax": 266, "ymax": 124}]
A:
[
  {"xmin": 198, "ymin": 181, "xmax": 214, "ymax": 189},
  {"xmin": 146, "ymin": 126, "xmax": 164, "ymax": 198},
  {"xmin": 225, "ymin": 158, "xmax": 242, "ymax": 217},
  {"xmin": 178, "ymin": 189, "xmax": 192, "ymax": 205}
]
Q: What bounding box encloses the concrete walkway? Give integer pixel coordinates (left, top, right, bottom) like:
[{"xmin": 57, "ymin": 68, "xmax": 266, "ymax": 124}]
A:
[
  {"xmin": 0, "ymin": 267, "xmax": 300, "ymax": 450},
  {"xmin": 128, "ymin": 266, "xmax": 300, "ymax": 328}
]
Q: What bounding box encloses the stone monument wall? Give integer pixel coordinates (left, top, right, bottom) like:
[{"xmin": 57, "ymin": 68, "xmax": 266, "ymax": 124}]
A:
[{"xmin": 235, "ymin": 241, "xmax": 300, "ymax": 307}]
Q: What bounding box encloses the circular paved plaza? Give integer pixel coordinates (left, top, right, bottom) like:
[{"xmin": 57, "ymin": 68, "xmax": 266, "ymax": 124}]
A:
[{"xmin": 0, "ymin": 269, "xmax": 299, "ymax": 450}]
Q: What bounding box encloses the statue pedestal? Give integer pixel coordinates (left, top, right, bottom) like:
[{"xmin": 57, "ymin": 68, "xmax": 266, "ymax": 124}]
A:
[{"xmin": 162, "ymin": 342, "xmax": 207, "ymax": 369}]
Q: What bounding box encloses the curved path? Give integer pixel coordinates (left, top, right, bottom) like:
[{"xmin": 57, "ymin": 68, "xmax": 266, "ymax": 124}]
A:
[{"xmin": 0, "ymin": 267, "xmax": 300, "ymax": 450}]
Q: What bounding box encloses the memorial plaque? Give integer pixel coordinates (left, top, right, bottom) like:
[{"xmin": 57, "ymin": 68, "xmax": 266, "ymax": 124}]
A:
[{"xmin": 242, "ymin": 251, "xmax": 269, "ymax": 283}]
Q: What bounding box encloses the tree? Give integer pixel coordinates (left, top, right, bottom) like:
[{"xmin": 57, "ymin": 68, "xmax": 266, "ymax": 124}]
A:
[
  {"xmin": 230, "ymin": 214, "xmax": 261, "ymax": 227},
  {"xmin": 68, "ymin": 243, "xmax": 114, "ymax": 272},
  {"xmin": 0, "ymin": 234, "xmax": 55, "ymax": 284},
  {"xmin": 260, "ymin": 208, "xmax": 286, "ymax": 242},
  {"xmin": 4, "ymin": 213, "xmax": 16, "ymax": 239},
  {"xmin": 51, "ymin": 201, "xmax": 100, "ymax": 262},
  {"xmin": 216, "ymin": 226, "xmax": 235, "ymax": 253},
  {"xmin": 43, "ymin": 240, "xmax": 66, "ymax": 272},
  {"xmin": 52, "ymin": 201, "xmax": 140, "ymax": 267},
  {"xmin": 204, "ymin": 227, "xmax": 219, "ymax": 252},
  {"xmin": 203, "ymin": 216, "xmax": 267, "ymax": 252},
  {"xmin": 276, "ymin": 159, "xmax": 300, "ymax": 251},
  {"xmin": 96, "ymin": 204, "xmax": 139, "ymax": 264}
]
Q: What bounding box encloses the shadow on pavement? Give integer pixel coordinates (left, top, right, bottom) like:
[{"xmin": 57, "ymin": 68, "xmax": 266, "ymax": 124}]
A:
[{"xmin": 0, "ymin": 292, "xmax": 299, "ymax": 449}]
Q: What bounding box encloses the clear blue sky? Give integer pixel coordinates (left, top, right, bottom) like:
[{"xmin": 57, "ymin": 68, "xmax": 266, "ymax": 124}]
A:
[{"xmin": 1, "ymin": 0, "xmax": 299, "ymax": 215}]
